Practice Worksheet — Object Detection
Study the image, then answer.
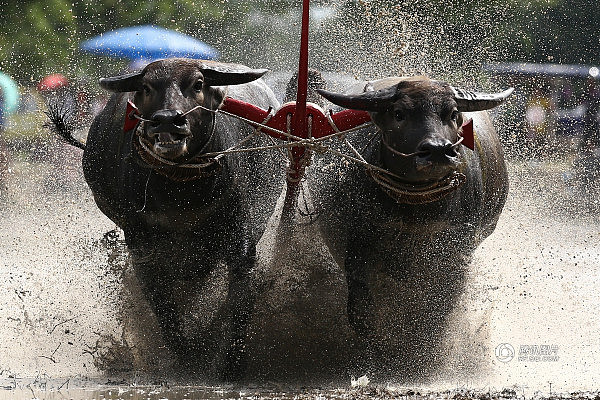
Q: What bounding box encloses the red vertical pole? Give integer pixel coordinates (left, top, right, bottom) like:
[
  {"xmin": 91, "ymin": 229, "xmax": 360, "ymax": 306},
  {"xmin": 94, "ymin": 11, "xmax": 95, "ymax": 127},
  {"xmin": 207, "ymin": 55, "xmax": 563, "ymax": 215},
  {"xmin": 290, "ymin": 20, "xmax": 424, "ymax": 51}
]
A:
[
  {"xmin": 282, "ymin": 0, "xmax": 311, "ymax": 220},
  {"xmin": 292, "ymin": 0, "xmax": 310, "ymax": 140}
]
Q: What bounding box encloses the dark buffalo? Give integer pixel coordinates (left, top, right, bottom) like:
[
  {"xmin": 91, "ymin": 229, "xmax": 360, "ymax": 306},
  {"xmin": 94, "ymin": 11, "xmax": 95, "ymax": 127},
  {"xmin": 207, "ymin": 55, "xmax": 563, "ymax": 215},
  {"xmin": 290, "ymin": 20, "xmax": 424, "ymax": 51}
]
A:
[
  {"xmin": 80, "ymin": 59, "xmax": 282, "ymax": 378},
  {"xmin": 312, "ymin": 76, "xmax": 512, "ymax": 379}
]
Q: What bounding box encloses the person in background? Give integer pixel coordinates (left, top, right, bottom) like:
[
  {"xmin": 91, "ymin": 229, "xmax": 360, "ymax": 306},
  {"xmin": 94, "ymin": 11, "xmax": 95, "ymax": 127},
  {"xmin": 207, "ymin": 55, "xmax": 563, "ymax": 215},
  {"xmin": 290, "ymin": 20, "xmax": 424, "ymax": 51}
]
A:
[
  {"xmin": 582, "ymin": 77, "xmax": 600, "ymax": 147},
  {"xmin": 555, "ymin": 79, "xmax": 577, "ymax": 109},
  {"xmin": 0, "ymin": 86, "xmax": 9, "ymax": 198},
  {"xmin": 525, "ymin": 85, "xmax": 557, "ymax": 158},
  {"xmin": 285, "ymin": 68, "xmax": 327, "ymax": 107},
  {"xmin": 572, "ymin": 77, "xmax": 600, "ymax": 209}
]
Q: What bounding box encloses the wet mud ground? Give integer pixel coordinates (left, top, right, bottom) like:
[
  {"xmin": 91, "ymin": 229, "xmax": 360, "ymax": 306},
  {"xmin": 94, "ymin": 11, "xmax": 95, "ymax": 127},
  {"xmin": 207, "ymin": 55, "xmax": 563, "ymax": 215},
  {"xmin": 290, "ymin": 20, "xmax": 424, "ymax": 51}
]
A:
[{"xmin": 0, "ymin": 148, "xmax": 599, "ymax": 399}]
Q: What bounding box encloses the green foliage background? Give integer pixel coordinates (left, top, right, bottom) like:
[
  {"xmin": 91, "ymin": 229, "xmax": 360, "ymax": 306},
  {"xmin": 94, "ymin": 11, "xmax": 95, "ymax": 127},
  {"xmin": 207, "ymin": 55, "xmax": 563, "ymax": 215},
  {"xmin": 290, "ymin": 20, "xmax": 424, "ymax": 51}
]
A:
[{"xmin": 0, "ymin": 0, "xmax": 598, "ymax": 85}]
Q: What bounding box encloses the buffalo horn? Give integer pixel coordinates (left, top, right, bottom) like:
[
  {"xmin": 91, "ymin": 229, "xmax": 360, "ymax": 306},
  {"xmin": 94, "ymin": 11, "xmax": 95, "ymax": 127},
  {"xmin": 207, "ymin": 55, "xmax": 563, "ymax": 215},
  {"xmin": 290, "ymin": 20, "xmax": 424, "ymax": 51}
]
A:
[
  {"xmin": 316, "ymin": 86, "xmax": 396, "ymax": 112},
  {"xmin": 201, "ymin": 66, "xmax": 269, "ymax": 87},
  {"xmin": 99, "ymin": 71, "xmax": 144, "ymax": 93},
  {"xmin": 451, "ymin": 87, "xmax": 514, "ymax": 112}
]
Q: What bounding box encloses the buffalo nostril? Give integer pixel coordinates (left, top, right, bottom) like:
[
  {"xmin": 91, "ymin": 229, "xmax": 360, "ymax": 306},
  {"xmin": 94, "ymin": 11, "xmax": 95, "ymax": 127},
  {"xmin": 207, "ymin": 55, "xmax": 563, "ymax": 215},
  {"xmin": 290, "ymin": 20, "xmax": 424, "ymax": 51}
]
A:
[
  {"xmin": 417, "ymin": 139, "xmax": 458, "ymax": 162},
  {"xmin": 417, "ymin": 142, "xmax": 437, "ymax": 157},
  {"xmin": 445, "ymin": 145, "xmax": 459, "ymax": 158},
  {"xmin": 173, "ymin": 115, "xmax": 187, "ymax": 127},
  {"xmin": 417, "ymin": 149, "xmax": 432, "ymax": 159},
  {"xmin": 150, "ymin": 109, "xmax": 186, "ymax": 127}
]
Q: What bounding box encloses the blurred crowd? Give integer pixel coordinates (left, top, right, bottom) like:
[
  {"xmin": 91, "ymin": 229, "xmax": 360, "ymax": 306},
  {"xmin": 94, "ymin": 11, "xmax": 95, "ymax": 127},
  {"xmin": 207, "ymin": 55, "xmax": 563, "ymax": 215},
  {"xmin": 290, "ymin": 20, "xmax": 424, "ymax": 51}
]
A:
[
  {"xmin": 501, "ymin": 76, "xmax": 600, "ymax": 160},
  {"xmin": 0, "ymin": 72, "xmax": 108, "ymax": 195},
  {"xmin": 494, "ymin": 73, "xmax": 600, "ymax": 206}
]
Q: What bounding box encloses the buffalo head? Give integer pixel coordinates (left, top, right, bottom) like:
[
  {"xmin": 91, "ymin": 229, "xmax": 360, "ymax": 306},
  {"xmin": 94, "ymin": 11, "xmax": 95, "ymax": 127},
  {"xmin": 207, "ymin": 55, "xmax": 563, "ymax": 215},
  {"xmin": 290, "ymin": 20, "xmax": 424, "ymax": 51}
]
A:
[
  {"xmin": 100, "ymin": 58, "xmax": 268, "ymax": 160},
  {"xmin": 317, "ymin": 77, "xmax": 513, "ymax": 185}
]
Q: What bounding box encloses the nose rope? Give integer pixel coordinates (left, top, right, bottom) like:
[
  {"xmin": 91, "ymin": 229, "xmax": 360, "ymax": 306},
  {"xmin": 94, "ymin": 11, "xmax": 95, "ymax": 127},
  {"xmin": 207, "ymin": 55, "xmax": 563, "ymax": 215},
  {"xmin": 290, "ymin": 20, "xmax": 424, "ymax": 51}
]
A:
[
  {"xmin": 134, "ymin": 112, "xmax": 218, "ymax": 169},
  {"xmin": 381, "ymin": 134, "xmax": 428, "ymax": 158},
  {"xmin": 451, "ymin": 135, "xmax": 464, "ymax": 148},
  {"xmin": 181, "ymin": 105, "xmax": 204, "ymax": 117},
  {"xmin": 381, "ymin": 132, "xmax": 465, "ymax": 157},
  {"xmin": 132, "ymin": 104, "xmax": 205, "ymax": 124},
  {"xmin": 132, "ymin": 113, "xmax": 154, "ymax": 123}
]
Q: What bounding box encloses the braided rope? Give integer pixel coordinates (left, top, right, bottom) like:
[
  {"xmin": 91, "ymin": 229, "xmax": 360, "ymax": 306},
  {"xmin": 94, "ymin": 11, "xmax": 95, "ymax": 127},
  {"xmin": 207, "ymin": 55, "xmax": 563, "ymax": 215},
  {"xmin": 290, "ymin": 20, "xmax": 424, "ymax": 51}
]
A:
[{"xmin": 367, "ymin": 169, "xmax": 467, "ymax": 204}]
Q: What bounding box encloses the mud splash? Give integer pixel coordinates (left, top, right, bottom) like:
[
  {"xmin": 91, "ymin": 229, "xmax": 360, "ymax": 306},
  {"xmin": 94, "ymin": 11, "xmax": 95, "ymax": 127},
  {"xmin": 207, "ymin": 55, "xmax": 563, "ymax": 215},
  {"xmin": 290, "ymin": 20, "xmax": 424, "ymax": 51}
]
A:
[
  {"xmin": 0, "ymin": 154, "xmax": 123, "ymax": 379},
  {"xmin": 1, "ymin": 143, "xmax": 599, "ymax": 398}
]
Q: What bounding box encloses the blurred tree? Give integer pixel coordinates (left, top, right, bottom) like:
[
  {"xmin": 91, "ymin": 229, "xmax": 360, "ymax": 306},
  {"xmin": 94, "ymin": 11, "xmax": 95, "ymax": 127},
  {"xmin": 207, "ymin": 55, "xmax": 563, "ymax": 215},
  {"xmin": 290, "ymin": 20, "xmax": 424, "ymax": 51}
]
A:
[
  {"xmin": 0, "ymin": 0, "xmax": 79, "ymax": 83},
  {"xmin": 0, "ymin": 0, "xmax": 598, "ymax": 86},
  {"xmin": 0, "ymin": 0, "xmax": 236, "ymax": 84},
  {"xmin": 507, "ymin": 0, "xmax": 600, "ymax": 64}
]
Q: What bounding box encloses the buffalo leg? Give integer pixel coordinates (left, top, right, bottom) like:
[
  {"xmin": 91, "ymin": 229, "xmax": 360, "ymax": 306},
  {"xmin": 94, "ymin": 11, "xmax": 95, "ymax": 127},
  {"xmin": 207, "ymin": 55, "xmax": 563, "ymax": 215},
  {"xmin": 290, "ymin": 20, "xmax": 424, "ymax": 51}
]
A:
[
  {"xmin": 125, "ymin": 235, "xmax": 194, "ymax": 365},
  {"xmin": 217, "ymin": 217, "xmax": 261, "ymax": 381},
  {"xmin": 220, "ymin": 250, "xmax": 255, "ymax": 380},
  {"xmin": 344, "ymin": 233, "xmax": 379, "ymax": 369}
]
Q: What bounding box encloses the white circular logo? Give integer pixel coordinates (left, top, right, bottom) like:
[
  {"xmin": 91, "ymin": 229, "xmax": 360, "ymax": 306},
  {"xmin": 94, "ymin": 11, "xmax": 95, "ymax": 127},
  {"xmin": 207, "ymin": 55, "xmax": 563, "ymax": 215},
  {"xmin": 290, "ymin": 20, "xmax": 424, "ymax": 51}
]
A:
[{"xmin": 495, "ymin": 343, "xmax": 515, "ymax": 363}]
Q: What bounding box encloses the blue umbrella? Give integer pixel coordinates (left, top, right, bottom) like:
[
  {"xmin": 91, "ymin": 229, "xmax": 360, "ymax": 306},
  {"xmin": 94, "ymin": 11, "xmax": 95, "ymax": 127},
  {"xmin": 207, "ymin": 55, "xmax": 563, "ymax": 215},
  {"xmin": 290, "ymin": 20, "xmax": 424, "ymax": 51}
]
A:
[{"xmin": 80, "ymin": 25, "xmax": 219, "ymax": 60}]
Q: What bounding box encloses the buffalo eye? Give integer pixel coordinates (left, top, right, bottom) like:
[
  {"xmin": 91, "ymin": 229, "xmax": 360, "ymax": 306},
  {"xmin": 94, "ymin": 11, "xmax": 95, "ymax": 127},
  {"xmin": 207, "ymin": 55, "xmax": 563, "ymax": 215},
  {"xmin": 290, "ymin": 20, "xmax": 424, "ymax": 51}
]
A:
[
  {"xmin": 142, "ymin": 84, "xmax": 151, "ymax": 96},
  {"xmin": 394, "ymin": 110, "xmax": 404, "ymax": 122},
  {"xmin": 450, "ymin": 110, "xmax": 460, "ymax": 122},
  {"xmin": 193, "ymin": 80, "xmax": 203, "ymax": 92}
]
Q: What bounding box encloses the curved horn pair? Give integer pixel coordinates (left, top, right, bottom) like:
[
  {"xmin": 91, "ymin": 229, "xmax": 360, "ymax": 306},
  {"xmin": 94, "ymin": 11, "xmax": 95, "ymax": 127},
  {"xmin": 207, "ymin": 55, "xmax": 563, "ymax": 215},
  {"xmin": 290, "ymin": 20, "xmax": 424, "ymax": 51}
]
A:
[
  {"xmin": 99, "ymin": 61, "xmax": 268, "ymax": 93},
  {"xmin": 317, "ymin": 82, "xmax": 514, "ymax": 113}
]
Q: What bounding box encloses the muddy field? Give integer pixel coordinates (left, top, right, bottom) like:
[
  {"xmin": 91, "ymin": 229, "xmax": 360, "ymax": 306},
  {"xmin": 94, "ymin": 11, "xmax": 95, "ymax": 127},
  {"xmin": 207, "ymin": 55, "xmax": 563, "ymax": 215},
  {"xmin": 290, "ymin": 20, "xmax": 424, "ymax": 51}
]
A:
[{"xmin": 0, "ymin": 145, "xmax": 598, "ymax": 398}]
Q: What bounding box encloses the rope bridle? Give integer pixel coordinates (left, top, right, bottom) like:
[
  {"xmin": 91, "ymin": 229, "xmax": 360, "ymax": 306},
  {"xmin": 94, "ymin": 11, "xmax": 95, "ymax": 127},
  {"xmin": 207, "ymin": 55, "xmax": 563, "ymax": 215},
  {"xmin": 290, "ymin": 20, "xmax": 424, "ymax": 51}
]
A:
[
  {"xmin": 368, "ymin": 128, "xmax": 468, "ymax": 204},
  {"xmin": 380, "ymin": 131, "xmax": 465, "ymax": 158},
  {"xmin": 132, "ymin": 108, "xmax": 221, "ymax": 182},
  {"xmin": 128, "ymin": 100, "xmax": 469, "ymax": 203},
  {"xmin": 367, "ymin": 169, "xmax": 467, "ymax": 205}
]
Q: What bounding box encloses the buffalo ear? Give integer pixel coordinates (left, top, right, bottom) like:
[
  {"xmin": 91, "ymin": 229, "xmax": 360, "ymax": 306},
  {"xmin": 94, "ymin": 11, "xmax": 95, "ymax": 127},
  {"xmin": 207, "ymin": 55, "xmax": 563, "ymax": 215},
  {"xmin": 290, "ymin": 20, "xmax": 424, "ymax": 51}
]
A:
[
  {"xmin": 201, "ymin": 64, "xmax": 269, "ymax": 86},
  {"xmin": 99, "ymin": 71, "xmax": 144, "ymax": 93},
  {"xmin": 316, "ymin": 85, "xmax": 396, "ymax": 112}
]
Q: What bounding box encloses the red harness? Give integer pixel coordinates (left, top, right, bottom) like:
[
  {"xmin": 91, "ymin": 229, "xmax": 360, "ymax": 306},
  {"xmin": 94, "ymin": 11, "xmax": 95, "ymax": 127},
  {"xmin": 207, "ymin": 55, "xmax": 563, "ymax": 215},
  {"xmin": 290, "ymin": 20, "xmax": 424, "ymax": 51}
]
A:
[
  {"xmin": 124, "ymin": 100, "xmax": 140, "ymax": 132},
  {"xmin": 124, "ymin": 98, "xmax": 475, "ymax": 151},
  {"xmin": 218, "ymin": 97, "xmax": 475, "ymax": 151}
]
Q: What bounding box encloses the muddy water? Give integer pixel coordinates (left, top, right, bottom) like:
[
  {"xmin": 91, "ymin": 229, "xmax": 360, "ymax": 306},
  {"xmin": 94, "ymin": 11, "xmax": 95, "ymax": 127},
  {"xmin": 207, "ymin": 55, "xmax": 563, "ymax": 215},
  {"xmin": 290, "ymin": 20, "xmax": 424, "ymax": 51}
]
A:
[
  {"xmin": 476, "ymin": 161, "xmax": 600, "ymax": 392},
  {"xmin": 0, "ymin": 148, "xmax": 598, "ymax": 398}
]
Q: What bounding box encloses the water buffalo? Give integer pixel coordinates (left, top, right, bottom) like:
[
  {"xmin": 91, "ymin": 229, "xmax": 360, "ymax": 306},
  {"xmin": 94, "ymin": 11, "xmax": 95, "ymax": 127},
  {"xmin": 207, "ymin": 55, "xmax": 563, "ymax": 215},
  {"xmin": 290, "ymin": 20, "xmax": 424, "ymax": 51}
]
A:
[
  {"xmin": 312, "ymin": 76, "xmax": 512, "ymax": 379},
  {"xmin": 80, "ymin": 59, "xmax": 282, "ymax": 378}
]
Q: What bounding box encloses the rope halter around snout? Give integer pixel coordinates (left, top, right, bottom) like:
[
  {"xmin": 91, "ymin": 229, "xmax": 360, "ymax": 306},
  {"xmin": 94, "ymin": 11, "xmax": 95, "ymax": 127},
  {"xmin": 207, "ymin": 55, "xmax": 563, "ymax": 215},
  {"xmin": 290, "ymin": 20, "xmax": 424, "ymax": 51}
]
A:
[
  {"xmin": 380, "ymin": 131, "xmax": 464, "ymax": 158},
  {"xmin": 127, "ymin": 101, "xmax": 223, "ymax": 182},
  {"xmin": 368, "ymin": 120, "xmax": 473, "ymax": 204}
]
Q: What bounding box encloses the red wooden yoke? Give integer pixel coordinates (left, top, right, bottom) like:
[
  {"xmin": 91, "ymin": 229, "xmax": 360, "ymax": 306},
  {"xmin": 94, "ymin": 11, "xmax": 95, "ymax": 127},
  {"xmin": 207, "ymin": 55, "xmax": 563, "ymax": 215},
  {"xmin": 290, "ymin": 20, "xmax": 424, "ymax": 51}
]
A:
[
  {"xmin": 220, "ymin": 97, "xmax": 372, "ymax": 143},
  {"xmin": 217, "ymin": 0, "xmax": 475, "ymax": 219},
  {"xmin": 220, "ymin": 97, "xmax": 372, "ymax": 218}
]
